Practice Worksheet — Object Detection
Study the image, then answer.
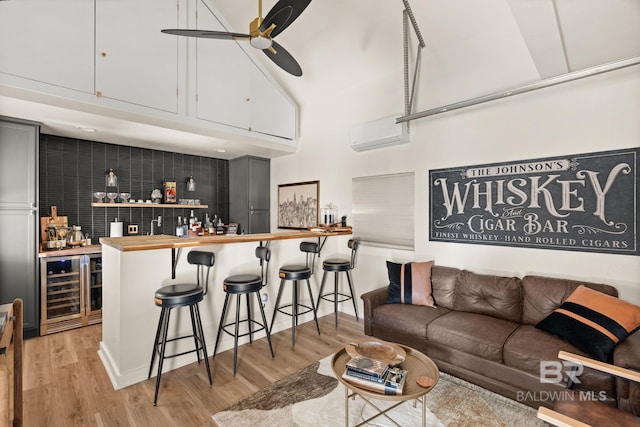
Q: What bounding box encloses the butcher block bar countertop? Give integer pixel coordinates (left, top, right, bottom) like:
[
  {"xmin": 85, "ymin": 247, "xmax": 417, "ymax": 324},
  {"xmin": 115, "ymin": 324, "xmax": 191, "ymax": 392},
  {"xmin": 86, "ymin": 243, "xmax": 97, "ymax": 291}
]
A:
[
  {"xmin": 38, "ymin": 244, "xmax": 102, "ymax": 257},
  {"xmin": 100, "ymin": 230, "xmax": 351, "ymax": 252}
]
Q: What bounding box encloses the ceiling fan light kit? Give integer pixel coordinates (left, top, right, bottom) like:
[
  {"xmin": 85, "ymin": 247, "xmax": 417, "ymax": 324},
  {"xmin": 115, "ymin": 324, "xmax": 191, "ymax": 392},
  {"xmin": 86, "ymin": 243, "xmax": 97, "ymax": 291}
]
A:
[{"xmin": 161, "ymin": 0, "xmax": 311, "ymax": 77}]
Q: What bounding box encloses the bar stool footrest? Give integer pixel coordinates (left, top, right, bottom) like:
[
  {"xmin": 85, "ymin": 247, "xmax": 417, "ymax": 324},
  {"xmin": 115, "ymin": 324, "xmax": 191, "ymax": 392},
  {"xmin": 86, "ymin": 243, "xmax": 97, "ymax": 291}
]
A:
[
  {"xmin": 221, "ymin": 319, "xmax": 268, "ymax": 338},
  {"xmin": 152, "ymin": 334, "xmax": 207, "ymax": 360},
  {"xmin": 275, "ymin": 303, "xmax": 315, "ymax": 317},
  {"xmin": 319, "ymin": 292, "xmax": 354, "ymax": 304}
]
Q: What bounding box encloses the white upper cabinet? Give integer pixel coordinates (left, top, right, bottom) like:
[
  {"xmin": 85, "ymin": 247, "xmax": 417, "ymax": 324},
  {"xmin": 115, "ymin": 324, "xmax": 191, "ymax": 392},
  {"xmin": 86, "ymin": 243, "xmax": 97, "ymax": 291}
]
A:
[
  {"xmin": 0, "ymin": 0, "xmax": 95, "ymax": 94},
  {"xmin": 196, "ymin": 1, "xmax": 251, "ymax": 130},
  {"xmin": 250, "ymin": 67, "xmax": 296, "ymax": 140},
  {"xmin": 195, "ymin": 0, "xmax": 297, "ymax": 141},
  {"xmin": 95, "ymin": 0, "xmax": 179, "ymax": 113}
]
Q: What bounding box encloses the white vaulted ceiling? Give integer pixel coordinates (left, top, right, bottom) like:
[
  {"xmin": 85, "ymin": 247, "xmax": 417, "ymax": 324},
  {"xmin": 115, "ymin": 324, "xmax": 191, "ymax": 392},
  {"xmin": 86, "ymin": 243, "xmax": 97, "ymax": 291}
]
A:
[{"xmin": 1, "ymin": 0, "xmax": 638, "ymax": 158}]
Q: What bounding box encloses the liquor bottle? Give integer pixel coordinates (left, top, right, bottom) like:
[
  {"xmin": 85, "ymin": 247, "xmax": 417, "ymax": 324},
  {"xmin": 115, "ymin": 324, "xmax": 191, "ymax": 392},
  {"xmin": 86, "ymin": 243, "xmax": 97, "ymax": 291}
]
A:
[
  {"xmin": 189, "ymin": 210, "xmax": 195, "ymax": 229},
  {"xmin": 182, "ymin": 218, "xmax": 189, "ymax": 238},
  {"xmin": 176, "ymin": 216, "xmax": 184, "ymax": 237},
  {"xmin": 204, "ymin": 213, "xmax": 211, "ymax": 235}
]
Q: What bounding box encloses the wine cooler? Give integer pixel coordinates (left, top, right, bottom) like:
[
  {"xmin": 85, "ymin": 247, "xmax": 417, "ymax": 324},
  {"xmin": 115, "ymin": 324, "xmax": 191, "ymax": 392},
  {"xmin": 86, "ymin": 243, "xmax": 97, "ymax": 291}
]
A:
[{"xmin": 39, "ymin": 252, "xmax": 102, "ymax": 335}]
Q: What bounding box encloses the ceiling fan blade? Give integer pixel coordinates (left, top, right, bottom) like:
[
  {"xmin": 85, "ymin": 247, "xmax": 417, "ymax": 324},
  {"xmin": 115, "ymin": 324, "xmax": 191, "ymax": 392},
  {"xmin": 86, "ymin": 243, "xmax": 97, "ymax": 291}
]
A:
[
  {"xmin": 263, "ymin": 40, "xmax": 302, "ymax": 76},
  {"xmin": 161, "ymin": 29, "xmax": 250, "ymax": 40},
  {"xmin": 260, "ymin": 0, "xmax": 311, "ymax": 38}
]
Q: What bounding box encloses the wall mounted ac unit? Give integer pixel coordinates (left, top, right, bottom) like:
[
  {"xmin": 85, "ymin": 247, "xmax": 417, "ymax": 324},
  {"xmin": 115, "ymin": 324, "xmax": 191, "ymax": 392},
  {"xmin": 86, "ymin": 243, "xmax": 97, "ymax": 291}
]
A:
[{"xmin": 349, "ymin": 115, "xmax": 409, "ymax": 151}]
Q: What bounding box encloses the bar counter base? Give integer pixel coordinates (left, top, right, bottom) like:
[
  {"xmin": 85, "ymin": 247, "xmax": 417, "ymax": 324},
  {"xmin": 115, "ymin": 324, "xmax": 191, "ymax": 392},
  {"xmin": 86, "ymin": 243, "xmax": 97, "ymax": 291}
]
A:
[{"xmin": 98, "ymin": 232, "xmax": 350, "ymax": 390}]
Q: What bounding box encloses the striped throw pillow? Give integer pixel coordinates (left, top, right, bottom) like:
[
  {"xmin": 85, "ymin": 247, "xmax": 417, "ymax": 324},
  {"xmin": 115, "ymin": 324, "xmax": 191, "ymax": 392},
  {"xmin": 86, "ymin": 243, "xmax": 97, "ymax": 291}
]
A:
[
  {"xmin": 386, "ymin": 261, "xmax": 435, "ymax": 307},
  {"xmin": 536, "ymin": 285, "xmax": 640, "ymax": 361}
]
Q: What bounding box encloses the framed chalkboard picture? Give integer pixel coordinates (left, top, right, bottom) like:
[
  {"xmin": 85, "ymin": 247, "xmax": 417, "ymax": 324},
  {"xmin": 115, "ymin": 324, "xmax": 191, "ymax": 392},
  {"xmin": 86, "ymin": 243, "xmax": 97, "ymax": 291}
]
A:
[
  {"xmin": 277, "ymin": 180, "xmax": 319, "ymax": 229},
  {"xmin": 429, "ymin": 147, "xmax": 639, "ymax": 256}
]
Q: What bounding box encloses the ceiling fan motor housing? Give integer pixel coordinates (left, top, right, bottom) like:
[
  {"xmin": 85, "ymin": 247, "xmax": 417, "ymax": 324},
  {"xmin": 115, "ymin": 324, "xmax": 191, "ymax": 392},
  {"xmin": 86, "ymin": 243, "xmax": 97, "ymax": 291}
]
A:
[{"xmin": 249, "ymin": 17, "xmax": 274, "ymax": 49}]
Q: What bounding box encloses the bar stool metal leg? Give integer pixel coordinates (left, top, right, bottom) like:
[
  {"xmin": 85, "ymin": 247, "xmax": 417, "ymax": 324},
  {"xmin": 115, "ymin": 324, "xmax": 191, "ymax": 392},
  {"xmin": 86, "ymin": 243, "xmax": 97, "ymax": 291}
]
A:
[
  {"xmin": 153, "ymin": 308, "xmax": 172, "ymax": 406},
  {"xmin": 189, "ymin": 306, "xmax": 202, "ymax": 364},
  {"xmin": 246, "ymin": 294, "xmax": 253, "ymax": 343},
  {"xmin": 193, "ymin": 304, "xmax": 213, "ymax": 385},
  {"xmin": 346, "ymin": 270, "xmax": 359, "ymax": 321},
  {"xmin": 213, "ymin": 294, "xmax": 231, "ymax": 358},
  {"xmin": 256, "ymin": 291, "xmax": 275, "ymax": 358},
  {"xmin": 291, "ymin": 280, "xmax": 298, "ymax": 346},
  {"xmin": 270, "ymin": 278, "xmax": 286, "ymax": 333},
  {"xmin": 306, "ymin": 278, "xmax": 321, "ymax": 334},
  {"xmin": 333, "ymin": 272, "xmax": 339, "ymax": 327}
]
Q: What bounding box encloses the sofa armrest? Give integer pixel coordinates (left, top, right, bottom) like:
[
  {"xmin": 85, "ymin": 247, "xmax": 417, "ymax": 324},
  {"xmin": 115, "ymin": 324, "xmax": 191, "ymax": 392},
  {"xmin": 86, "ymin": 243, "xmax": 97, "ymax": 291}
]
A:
[
  {"xmin": 613, "ymin": 329, "xmax": 640, "ymax": 415},
  {"xmin": 361, "ymin": 287, "xmax": 388, "ymax": 336}
]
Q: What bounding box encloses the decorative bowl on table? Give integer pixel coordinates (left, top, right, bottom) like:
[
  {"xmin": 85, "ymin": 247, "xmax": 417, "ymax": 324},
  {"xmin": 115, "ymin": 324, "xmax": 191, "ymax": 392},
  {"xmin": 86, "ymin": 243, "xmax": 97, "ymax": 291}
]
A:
[
  {"xmin": 107, "ymin": 192, "xmax": 118, "ymax": 203},
  {"xmin": 345, "ymin": 339, "xmax": 406, "ymax": 366},
  {"xmin": 119, "ymin": 193, "xmax": 131, "ymax": 203},
  {"xmin": 94, "ymin": 191, "xmax": 106, "ymax": 203}
]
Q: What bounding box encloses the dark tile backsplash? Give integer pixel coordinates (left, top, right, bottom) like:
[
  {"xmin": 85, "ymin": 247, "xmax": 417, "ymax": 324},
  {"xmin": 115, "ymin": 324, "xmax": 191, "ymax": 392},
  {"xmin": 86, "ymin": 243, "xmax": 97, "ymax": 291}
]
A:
[{"xmin": 39, "ymin": 134, "xmax": 229, "ymax": 242}]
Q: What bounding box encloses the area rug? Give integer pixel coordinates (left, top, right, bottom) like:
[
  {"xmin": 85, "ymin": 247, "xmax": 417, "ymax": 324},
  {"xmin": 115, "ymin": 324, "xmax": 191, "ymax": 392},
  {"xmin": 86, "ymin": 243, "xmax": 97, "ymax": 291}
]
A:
[{"xmin": 212, "ymin": 356, "xmax": 544, "ymax": 426}]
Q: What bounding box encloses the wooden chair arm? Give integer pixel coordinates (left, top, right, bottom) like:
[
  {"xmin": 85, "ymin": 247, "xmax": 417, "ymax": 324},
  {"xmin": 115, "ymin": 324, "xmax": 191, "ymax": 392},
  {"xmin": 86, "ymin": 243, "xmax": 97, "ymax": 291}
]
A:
[
  {"xmin": 537, "ymin": 406, "xmax": 591, "ymax": 427},
  {"xmin": 558, "ymin": 351, "xmax": 640, "ymax": 383}
]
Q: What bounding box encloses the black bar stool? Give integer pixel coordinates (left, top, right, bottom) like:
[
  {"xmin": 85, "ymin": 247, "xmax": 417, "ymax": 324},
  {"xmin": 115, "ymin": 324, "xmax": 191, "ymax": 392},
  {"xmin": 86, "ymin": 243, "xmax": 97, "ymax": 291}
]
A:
[
  {"xmin": 270, "ymin": 241, "xmax": 321, "ymax": 347},
  {"xmin": 213, "ymin": 245, "xmax": 274, "ymax": 376},
  {"xmin": 316, "ymin": 239, "xmax": 360, "ymax": 327},
  {"xmin": 148, "ymin": 250, "xmax": 214, "ymax": 406}
]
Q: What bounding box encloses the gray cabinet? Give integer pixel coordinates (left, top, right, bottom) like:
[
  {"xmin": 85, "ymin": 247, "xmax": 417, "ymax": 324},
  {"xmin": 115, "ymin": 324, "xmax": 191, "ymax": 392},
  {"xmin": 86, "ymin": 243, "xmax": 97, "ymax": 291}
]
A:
[
  {"xmin": 0, "ymin": 118, "xmax": 39, "ymax": 338},
  {"xmin": 229, "ymin": 156, "xmax": 270, "ymax": 234}
]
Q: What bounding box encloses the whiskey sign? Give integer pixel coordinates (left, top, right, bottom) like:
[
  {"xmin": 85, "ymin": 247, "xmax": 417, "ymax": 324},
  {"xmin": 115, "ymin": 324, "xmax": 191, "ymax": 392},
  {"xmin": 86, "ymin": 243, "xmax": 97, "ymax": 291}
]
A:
[{"xmin": 429, "ymin": 148, "xmax": 639, "ymax": 256}]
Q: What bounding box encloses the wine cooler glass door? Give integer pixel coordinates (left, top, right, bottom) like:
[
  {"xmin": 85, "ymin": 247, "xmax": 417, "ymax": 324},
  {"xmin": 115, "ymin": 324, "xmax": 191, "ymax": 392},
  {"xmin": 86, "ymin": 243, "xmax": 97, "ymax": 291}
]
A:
[
  {"xmin": 42, "ymin": 256, "xmax": 82, "ymax": 322},
  {"xmin": 86, "ymin": 254, "xmax": 103, "ymax": 324}
]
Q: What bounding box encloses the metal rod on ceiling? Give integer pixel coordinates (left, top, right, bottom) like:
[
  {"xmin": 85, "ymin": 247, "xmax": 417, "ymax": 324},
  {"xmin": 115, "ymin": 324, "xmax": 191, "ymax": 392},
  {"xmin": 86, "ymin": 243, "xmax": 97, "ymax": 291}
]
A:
[
  {"xmin": 396, "ymin": 56, "xmax": 640, "ymax": 124},
  {"xmin": 402, "ymin": 0, "xmax": 425, "ymax": 48},
  {"xmin": 402, "ymin": 0, "xmax": 425, "ymax": 126}
]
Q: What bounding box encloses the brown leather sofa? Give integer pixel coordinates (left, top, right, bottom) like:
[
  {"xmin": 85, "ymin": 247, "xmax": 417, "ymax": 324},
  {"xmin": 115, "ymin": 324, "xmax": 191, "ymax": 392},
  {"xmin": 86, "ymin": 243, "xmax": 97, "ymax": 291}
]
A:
[{"xmin": 361, "ymin": 265, "xmax": 640, "ymax": 414}]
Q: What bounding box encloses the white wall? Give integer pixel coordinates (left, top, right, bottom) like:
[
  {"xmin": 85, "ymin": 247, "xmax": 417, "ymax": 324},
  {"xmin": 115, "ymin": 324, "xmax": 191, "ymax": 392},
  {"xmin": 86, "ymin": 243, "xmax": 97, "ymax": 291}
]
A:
[{"xmin": 270, "ymin": 65, "xmax": 640, "ymax": 310}]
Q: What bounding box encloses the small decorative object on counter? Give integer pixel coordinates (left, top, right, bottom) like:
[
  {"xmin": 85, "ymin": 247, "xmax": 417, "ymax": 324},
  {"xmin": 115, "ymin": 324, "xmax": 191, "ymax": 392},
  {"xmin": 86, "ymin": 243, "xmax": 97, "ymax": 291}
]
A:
[
  {"xmin": 68, "ymin": 225, "xmax": 84, "ymax": 246},
  {"xmin": 164, "ymin": 179, "xmax": 177, "ymax": 203},
  {"xmin": 320, "ymin": 203, "xmax": 338, "ymax": 226},
  {"xmin": 151, "ymin": 189, "xmax": 162, "ymax": 203},
  {"xmin": 176, "ymin": 216, "xmax": 184, "ymax": 237}
]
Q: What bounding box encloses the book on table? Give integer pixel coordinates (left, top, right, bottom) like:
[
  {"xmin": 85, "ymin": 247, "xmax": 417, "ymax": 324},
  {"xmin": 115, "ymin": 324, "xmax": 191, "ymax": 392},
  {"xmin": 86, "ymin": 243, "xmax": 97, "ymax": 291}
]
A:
[
  {"xmin": 342, "ymin": 366, "xmax": 408, "ymax": 395},
  {"xmin": 346, "ymin": 356, "xmax": 389, "ymax": 376}
]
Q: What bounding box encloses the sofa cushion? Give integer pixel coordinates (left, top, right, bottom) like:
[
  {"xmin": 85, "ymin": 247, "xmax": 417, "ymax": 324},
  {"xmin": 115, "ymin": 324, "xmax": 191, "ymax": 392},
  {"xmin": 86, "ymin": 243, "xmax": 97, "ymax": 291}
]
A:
[
  {"xmin": 536, "ymin": 285, "xmax": 640, "ymax": 362},
  {"xmin": 430, "ymin": 265, "xmax": 460, "ymax": 310},
  {"xmin": 453, "ymin": 270, "xmax": 522, "ymax": 323},
  {"xmin": 504, "ymin": 325, "xmax": 615, "ymax": 396},
  {"xmin": 522, "ymin": 275, "xmax": 618, "ymax": 325},
  {"xmin": 386, "ymin": 261, "xmax": 435, "ymax": 307},
  {"xmin": 373, "ymin": 303, "xmax": 450, "ymax": 340},
  {"xmin": 427, "ymin": 312, "xmax": 519, "ymax": 363}
]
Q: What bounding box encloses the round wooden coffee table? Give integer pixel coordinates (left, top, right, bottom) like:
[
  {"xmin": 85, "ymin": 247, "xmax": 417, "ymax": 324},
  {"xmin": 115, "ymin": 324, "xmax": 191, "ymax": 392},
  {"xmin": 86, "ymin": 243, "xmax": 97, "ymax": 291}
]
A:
[{"xmin": 331, "ymin": 343, "xmax": 439, "ymax": 427}]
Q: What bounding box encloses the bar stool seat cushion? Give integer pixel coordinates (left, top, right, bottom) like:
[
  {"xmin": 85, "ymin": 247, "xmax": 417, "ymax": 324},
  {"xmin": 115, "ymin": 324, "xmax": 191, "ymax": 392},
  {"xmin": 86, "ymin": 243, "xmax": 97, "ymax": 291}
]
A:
[
  {"xmin": 154, "ymin": 283, "xmax": 203, "ymax": 308},
  {"xmin": 323, "ymin": 258, "xmax": 351, "ymax": 271},
  {"xmin": 224, "ymin": 274, "xmax": 263, "ymax": 294},
  {"xmin": 279, "ymin": 265, "xmax": 312, "ymax": 280}
]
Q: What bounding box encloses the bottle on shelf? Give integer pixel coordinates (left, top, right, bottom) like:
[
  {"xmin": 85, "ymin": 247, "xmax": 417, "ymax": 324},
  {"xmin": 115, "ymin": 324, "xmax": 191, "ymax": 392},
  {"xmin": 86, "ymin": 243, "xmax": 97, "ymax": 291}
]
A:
[
  {"xmin": 189, "ymin": 210, "xmax": 195, "ymax": 229},
  {"xmin": 176, "ymin": 216, "xmax": 184, "ymax": 237},
  {"xmin": 182, "ymin": 217, "xmax": 189, "ymax": 238},
  {"xmin": 204, "ymin": 213, "xmax": 212, "ymax": 235}
]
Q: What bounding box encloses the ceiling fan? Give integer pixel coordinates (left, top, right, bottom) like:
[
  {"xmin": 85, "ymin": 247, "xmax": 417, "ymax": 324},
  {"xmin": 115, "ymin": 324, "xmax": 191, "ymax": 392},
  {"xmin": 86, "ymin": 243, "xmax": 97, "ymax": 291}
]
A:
[{"xmin": 161, "ymin": 0, "xmax": 311, "ymax": 77}]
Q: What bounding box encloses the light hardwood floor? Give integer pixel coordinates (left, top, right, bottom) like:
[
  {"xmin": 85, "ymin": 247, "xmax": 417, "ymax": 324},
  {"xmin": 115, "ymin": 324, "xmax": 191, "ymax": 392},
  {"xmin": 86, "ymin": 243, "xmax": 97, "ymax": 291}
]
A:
[{"xmin": 23, "ymin": 314, "xmax": 366, "ymax": 427}]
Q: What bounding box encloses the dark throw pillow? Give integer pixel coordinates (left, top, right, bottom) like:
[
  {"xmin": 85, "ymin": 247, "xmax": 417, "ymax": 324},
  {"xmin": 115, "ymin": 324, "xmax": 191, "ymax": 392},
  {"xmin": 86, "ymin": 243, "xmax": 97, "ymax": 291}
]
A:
[
  {"xmin": 386, "ymin": 261, "xmax": 435, "ymax": 307},
  {"xmin": 536, "ymin": 285, "xmax": 640, "ymax": 361}
]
